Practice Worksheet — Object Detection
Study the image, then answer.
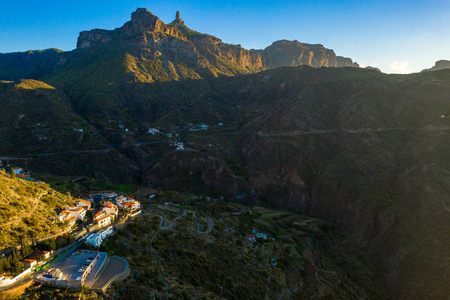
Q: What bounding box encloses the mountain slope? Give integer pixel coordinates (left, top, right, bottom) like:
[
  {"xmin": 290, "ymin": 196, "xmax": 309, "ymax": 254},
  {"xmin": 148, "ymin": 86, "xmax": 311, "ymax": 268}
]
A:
[
  {"xmin": 0, "ymin": 79, "xmax": 108, "ymax": 155},
  {"xmin": 0, "ymin": 170, "xmax": 76, "ymax": 249}
]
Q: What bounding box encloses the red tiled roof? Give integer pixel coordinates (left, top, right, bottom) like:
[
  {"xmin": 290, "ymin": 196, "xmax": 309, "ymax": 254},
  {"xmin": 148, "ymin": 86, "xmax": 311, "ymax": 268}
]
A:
[{"xmin": 97, "ymin": 215, "xmax": 111, "ymax": 222}]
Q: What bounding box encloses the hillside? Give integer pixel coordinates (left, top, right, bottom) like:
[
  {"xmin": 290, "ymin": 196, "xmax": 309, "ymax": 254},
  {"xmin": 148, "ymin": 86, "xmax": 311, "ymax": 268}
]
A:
[
  {"xmin": 0, "ymin": 49, "xmax": 63, "ymax": 81},
  {"xmin": 0, "ymin": 170, "xmax": 76, "ymax": 250},
  {"xmin": 24, "ymin": 193, "xmax": 386, "ymax": 299}
]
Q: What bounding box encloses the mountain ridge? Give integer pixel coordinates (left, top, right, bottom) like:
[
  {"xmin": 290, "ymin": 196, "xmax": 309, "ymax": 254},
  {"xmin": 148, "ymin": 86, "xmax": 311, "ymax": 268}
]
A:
[{"xmin": 0, "ymin": 8, "xmax": 358, "ymax": 82}]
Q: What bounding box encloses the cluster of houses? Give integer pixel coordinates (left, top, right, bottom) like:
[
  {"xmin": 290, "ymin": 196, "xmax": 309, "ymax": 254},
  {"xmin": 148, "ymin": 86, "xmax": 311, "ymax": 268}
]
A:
[
  {"xmin": 148, "ymin": 122, "xmax": 225, "ymax": 138},
  {"xmin": 148, "ymin": 128, "xmax": 160, "ymax": 135},
  {"xmin": 85, "ymin": 193, "xmax": 141, "ymax": 229},
  {"xmin": 170, "ymin": 141, "xmax": 185, "ymax": 150},
  {"xmin": 58, "ymin": 199, "xmax": 92, "ymax": 228},
  {"xmin": 189, "ymin": 123, "xmax": 209, "ymax": 132},
  {"xmin": 93, "ymin": 201, "xmax": 118, "ymax": 229}
]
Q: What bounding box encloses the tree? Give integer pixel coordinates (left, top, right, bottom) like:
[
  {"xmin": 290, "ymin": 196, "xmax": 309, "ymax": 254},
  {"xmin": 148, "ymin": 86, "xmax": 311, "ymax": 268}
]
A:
[
  {"xmin": 41, "ymin": 238, "xmax": 57, "ymax": 251},
  {"xmin": 20, "ymin": 236, "xmax": 33, "ymax": 259},
  {"xmin": 11, "ymin": 248, "xmax": 23, "ymax": 273},
  {"xmin": 10, "ymin": 167, "xmax": 16, "ymax": 178}
]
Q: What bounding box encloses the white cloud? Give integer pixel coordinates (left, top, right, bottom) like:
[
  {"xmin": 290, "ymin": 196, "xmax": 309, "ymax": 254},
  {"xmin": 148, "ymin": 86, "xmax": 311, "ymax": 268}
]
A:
[
  {"xmin": 358, "ymin": 62, "xmax": 379, "ymax": 69},
  {"xmin": 389, "ymin": 61, "xmax": 412, "ymax": 74}
]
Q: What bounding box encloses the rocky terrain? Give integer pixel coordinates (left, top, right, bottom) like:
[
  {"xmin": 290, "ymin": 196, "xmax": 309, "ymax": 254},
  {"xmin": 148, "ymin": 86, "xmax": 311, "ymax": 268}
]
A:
[
  {"xmin": 0, "ymin": 8, "xmax": 358, "ymax": 83},
  {"xmin": 422, "ymin": 59, "xmax": 450, "ymax": 72},
  {"xmin": 1, "ymin": 8, "xmax": 449, "ymax": 299}
]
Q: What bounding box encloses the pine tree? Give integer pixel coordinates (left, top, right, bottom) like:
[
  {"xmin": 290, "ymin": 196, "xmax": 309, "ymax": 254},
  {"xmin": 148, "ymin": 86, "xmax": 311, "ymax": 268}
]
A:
[
  {"xmin": 20, "ymin": 237, "xmax": 32, "ymax": 259},
  {"xmin": 11, "ymin": 248, "xmax": 23, "ymax": 273},
  {"xmin": 10, "ymin": 167, "xmax": 16, "ymax": 178}
]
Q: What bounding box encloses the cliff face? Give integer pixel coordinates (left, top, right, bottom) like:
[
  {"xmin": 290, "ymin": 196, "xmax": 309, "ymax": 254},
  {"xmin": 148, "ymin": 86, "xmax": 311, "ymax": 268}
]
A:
[
  {"xmin": 0, "ymin": 9, "xmax": 358, "ymax": 83},
  {"xmin": 75, "ymin": 9, "xmax": 356, "ymax": 75},
  {"xmin": 422, "ymin": 59, "xmax": 450, "ymax": 72},
  {"xmin": 260, "ymin": 40, "xmax": 358, "ymax": 69}
]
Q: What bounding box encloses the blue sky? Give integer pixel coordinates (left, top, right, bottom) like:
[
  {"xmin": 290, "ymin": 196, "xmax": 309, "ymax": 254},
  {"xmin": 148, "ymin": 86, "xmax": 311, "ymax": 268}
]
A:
[{"xmin": 1, "ymin": 0, "xmax": 450, "ymax": 73}]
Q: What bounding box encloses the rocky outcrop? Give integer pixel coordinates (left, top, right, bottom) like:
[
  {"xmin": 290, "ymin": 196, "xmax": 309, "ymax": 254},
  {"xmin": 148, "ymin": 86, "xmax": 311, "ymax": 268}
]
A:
[
  {"xmin": 76, "ymin": 8, "xmax": 187, "ymax": 49},
  {"xmin": 76, "ymin": 9, "xmax": 356, "ymax": 73},
  {"xmin": 0, "ymin": 8, "xmax": 358, "ymax": 82},
  {"xmin": 421, "ymin": 59, "xmax": 450, "ymax": 72},
  {"xmin": 260, "ymin": 40, "xmax": 358, "ymax": 69}
]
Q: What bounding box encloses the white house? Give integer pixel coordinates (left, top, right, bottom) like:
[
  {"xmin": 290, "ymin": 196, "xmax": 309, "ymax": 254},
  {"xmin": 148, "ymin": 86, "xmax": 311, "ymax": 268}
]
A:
[
  {"xmin": 86, "ymin": 227, "xmax": 113, "ymax": 247},
  {"xmin": 148, "ymin": 128, "xmax": 160, "ymax": 135},
  {"xmin": 97, "ymin": 215, "xmax": 111, "ymax": 229},
  {"xmin": 102, "ymin": 202, "xmax": 118, "ymax": 219},
  {"xmin": 64, "ymin": 206, "xmax": 86, "ymax": 220},
  {"xmin": 58, "ymin": 210, "xmax": 71, "ymax": 222},
  {"xmin": 123, "ymin": 200, "xmax": 141, "ymax": 212},
  {"xmin": 68, "ymin": 216, "xmax": 77, "ymax": 228},
  {"xmin": 22, "ymin": 259, "xmax": 37, "ymax": 269},
  {"xmin": 76, "ymin": 199, "xmax": 92, "ymax": 210},
  {"xmin": 115, "ymin": 196, "xmax": 139, "ymax": 210},
  {"xmin": 94, "ymin": 211, "xmax": 106, "ymax": 221},
  {"xmin": 13, "ymin": 167, "xmax": 23, "ymax": 174}
]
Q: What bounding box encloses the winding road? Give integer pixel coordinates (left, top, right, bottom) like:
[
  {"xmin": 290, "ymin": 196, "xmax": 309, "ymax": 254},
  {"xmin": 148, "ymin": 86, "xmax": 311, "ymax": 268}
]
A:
[{"xmin": 152, "ymin": 211, "xmax": 213, "ymax": 233}]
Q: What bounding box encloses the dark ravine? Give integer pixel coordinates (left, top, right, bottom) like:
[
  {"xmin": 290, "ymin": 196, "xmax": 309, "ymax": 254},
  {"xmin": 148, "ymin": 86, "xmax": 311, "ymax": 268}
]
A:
[{"xmin": 0, "ymin": 8, "xmax": 449, "ymax": 299}]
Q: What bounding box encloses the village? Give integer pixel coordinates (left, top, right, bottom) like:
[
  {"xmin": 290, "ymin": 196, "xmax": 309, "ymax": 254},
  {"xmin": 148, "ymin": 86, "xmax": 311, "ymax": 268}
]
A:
[
  {"xmin": 0, "ymin": 163, "xmax": 144, "ymax": 294},
  {"xmin": 0, "ymin": 162, "xmax": 320, "ymax": 299}
]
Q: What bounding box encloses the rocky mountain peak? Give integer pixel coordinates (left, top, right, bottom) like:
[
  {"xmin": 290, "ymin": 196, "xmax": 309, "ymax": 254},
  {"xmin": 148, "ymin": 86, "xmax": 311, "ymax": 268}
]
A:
[
  {"xmin": 421, "ymin": 59, "xmax": 450, "ymax": 72},
  {"xmin": 128, "ymin": 8, "xmax": 163, "ymax": 32},
  {"xmin": 173, "ymin": 11, "xmax": 184, "ymax": 25}
]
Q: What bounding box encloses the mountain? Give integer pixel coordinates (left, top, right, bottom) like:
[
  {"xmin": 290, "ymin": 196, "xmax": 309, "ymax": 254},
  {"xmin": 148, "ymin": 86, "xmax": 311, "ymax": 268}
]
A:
[
  {"xmin": 1, "ymin": 8, "xmax": 449, "ymax": 299},
  {"xmin": 261, "ymin": 40, "xmax": 358, "ymax": 69},
  {"xmin": 0, "ymin": 8, "xmax": 358, "ymax": 83},
  {"xmin": 422, "ymin": 59, "xmax": 450, "ymax": 72}
]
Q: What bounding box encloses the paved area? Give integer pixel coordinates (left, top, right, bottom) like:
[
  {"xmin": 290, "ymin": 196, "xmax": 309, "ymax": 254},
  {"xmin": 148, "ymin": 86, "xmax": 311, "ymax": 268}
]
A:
[
  {"xmin": 91, "ymin": 256, "xmax": 126, "ymax": 290},
  {"xmin": 84, "ymin": 252, "xmax": 108, "ymax": 287},
  {"xmin": 57, "ymin": 252, "xmax": 98, "ymax": 281}
]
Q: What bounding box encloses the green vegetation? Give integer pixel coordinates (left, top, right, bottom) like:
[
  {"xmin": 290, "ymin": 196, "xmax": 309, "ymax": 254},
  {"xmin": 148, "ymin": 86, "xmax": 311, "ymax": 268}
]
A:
[
  {"xmin": 87, "ymin": 195, "xmax": 385, "ymax": 299},
  {"xmin": 0, "ymin": 170, "xmax": 76, "ymax": 250}
]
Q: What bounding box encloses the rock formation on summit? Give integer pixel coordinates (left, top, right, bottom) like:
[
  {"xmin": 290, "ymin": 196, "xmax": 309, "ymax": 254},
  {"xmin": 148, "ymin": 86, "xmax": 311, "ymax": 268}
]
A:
[
  {"xmin": 1, "ymin": 8, "xmax": 359, "ymax": 82},
  {"xmin": 422, "ymin": 59, "xmax": 450, "ymax": 72},
  {"xmin": 75, "ymin": 8, "xmax": 358, "ymax": 73},
  {"xmin": 261, "ymin": 40, "xmax": 358, "ymax": 68}
]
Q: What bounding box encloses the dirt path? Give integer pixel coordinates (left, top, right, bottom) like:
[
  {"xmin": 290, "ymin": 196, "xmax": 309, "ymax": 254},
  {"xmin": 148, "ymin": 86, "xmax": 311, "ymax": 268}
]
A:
[
  {"xmin": 256, "ymin": 127, "xmax": 450, "ymax": 137},
  {"xmin": 0, "ymin": 191, "xmax": 47, "ymax": 228}
]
